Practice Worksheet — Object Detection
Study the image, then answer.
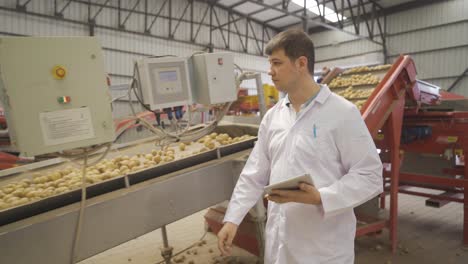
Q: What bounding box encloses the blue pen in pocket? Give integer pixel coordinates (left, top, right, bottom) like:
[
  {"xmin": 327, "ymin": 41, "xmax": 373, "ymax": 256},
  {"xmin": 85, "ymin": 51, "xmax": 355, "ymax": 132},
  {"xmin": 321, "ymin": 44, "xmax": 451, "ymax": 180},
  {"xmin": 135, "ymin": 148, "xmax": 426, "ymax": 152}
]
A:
[{"xmin": 313, "ymin": 124, "xmax": 317, "ymax": 138}]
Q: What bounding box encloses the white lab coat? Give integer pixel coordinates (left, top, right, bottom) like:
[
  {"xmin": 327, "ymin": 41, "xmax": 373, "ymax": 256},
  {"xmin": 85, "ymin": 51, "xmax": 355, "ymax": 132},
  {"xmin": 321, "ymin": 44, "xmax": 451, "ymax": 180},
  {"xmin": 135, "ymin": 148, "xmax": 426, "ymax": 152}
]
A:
[{"xmin": 224, "ymin": 85, "xmax": 383, "ymax": 264}]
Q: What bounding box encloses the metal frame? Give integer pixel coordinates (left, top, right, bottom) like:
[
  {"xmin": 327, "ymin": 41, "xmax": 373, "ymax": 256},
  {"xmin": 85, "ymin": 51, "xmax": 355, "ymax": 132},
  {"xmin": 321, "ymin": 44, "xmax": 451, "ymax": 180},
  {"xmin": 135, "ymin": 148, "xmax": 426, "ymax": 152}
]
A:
[
  {"xmin": 4, "ymin": 0, "xmax": 280, "ymax": 56},
  {"xmin": 0, "ymin": 151, "xmax": 248, "ymax": 263},
  {"xmin": 388, "ymin": 110, "xmax": 468, "ymax": 245},
  {"xmin": 221, "ymin": 0, "xmax": 387, "ymax": 46},
  {"xmin": 8, "ymin": 0, "xmax": 450, "ymax": 57},
  {"xmin": 306, "ymin": 0, "xmax": 386, "ymax": 45},
  {"xmin": 448, "ymin": 68, "xmax": 468, "ymax": 92}
]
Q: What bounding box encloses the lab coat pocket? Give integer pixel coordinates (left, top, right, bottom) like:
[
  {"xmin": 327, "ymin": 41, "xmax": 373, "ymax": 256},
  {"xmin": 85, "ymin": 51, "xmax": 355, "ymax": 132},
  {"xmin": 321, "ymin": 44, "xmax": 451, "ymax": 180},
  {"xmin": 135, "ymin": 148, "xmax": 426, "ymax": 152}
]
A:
[{"xmin": 295, "ymin": 129, "xmax": 337, "ymax": 162}]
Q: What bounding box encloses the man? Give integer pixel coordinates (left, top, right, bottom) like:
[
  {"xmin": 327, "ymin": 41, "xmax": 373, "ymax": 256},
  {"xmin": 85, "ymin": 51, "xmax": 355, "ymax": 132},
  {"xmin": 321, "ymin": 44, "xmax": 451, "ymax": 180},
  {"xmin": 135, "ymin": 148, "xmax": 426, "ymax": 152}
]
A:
[{"xmin": 217, "ymin": 28, "xmax": 383, "ymax": 263}]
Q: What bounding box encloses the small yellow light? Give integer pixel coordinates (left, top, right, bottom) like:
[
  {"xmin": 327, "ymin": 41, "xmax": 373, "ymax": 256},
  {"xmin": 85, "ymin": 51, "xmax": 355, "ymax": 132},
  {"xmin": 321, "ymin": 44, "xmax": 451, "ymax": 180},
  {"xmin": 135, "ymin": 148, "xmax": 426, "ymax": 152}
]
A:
[{"xmin": 52, "ymin": 65, "xmax": 67, "ymax": 80}]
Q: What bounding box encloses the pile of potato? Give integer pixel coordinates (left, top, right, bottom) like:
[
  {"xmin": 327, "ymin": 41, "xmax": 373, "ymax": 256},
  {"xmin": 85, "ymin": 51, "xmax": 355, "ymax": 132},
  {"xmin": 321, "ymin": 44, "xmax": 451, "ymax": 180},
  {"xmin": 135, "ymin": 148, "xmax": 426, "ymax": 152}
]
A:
[
  {"xmin": 0, "ymin": 133, "xmax": 255, "ymax": 211},
  {"xmin": 335, "ymin": 86, "xmax": 374, "ymax": 99},
  {"xmin": 329, "ymin": 74, "xmax": 381, "ymax": 89},
  {"xmin": 342, "ymin": 64, "xmax": 392, "ymax": 75}
]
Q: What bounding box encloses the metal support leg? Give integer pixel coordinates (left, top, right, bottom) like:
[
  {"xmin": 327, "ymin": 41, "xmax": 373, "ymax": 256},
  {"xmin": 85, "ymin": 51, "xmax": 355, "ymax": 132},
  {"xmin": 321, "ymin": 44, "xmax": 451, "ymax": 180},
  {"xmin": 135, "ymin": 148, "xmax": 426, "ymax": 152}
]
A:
[
  {"xmin": 255, "ymin": 73, "xmax": 266, "ymax": 118},
  {"xmin": 160, "ymin": 226, "xmax": 173, "ymax": 264},
  {"xmin": 464, "ymin": 184, "xmax": 468, "ymax": 246},
  {"xmin": 386, "ymin": 98, "xmax": 404, "ymax": 254},
  {"xmin": 464, "ymin": 142, "xmax": 468, "ymax": 246},
  {"xmin": 380, "ymin": 192, "xmax": 386, "ymax": 209}
]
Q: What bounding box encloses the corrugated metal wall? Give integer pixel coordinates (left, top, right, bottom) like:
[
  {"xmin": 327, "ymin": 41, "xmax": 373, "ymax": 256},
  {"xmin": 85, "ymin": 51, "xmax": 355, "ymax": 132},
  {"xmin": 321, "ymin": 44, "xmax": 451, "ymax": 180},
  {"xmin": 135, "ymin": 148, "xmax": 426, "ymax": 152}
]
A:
[
  {"xmin": 310, "ymin": 0, "xmax": 468, "ymax": 96},
  {"xmin": 386, "ymin": 0, "xmax": 468, "ymax": 96},
  {"xmin": 2, "ymin": 1, "xmax": 465, "ymax": 95},
  {"xmin": 310, "ymin": 22, "xmax": 385, "ymax": 72},
  {"xmin": 0, "ymin": 0, "xmax": 273, "ymax": 89}
]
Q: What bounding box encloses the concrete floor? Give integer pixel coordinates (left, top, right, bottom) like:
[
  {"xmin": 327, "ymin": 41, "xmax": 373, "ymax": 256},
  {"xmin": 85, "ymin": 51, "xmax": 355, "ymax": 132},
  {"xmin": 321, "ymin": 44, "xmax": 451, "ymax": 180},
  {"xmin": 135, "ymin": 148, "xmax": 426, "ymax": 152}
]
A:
[{"xmin": 79, "ymin": 188, "xmax": 468, "ymax": 264}]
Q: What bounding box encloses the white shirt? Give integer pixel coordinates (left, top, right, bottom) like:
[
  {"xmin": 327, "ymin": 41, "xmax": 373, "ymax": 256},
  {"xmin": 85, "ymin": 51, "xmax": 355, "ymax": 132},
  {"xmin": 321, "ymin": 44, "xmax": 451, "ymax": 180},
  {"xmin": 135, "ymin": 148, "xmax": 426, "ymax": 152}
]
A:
[
  {"xmin": 224, "ymin": 85, "xmax": 383, "ymax": 264},
  {"xmin": 284, "ymin": 85, "xmax": 321, "ymax": 120}
]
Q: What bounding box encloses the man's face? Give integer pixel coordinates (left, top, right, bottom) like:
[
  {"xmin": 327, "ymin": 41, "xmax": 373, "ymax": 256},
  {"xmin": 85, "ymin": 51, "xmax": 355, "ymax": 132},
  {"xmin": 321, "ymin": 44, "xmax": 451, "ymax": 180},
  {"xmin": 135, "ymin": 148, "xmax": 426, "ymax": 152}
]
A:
[{"xmin": 268, "ymin": 49, "xmax": 300, "ymax": 93}]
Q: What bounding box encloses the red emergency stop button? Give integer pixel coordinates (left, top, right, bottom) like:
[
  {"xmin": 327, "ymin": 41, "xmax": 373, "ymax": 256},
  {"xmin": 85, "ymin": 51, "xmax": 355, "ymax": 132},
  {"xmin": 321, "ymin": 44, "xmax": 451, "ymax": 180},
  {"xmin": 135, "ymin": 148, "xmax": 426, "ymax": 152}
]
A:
[{"xmin": 52, "ymin": 65, "xmax": 67, "ymax": 79}]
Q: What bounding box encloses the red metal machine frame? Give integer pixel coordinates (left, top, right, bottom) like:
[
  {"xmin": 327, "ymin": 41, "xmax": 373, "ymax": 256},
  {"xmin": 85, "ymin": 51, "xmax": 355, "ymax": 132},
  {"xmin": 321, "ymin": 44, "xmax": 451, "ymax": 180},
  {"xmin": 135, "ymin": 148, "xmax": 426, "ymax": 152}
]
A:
[
  {"xmin": 393, "ymin": 110, "xmax": 468, "ymax": 245},
  {"xmin": 356, "ymin": 55, "xmax": 419, "ymax": 253}
]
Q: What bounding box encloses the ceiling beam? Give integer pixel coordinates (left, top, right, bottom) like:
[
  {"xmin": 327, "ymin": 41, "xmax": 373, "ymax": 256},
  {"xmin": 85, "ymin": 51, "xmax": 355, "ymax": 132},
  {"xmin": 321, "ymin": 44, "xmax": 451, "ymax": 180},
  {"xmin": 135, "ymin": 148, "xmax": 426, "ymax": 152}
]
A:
[
  {"xmin": 193, "ymin": 0, "xmax": 281, "ymax": 32},
  {"xmin": 382, "ymin": 0, "xmax": 448, "ymax": 16},
  {"xmin": 307, "ymin": 0, "xmax": 448, "ymax": 34}
]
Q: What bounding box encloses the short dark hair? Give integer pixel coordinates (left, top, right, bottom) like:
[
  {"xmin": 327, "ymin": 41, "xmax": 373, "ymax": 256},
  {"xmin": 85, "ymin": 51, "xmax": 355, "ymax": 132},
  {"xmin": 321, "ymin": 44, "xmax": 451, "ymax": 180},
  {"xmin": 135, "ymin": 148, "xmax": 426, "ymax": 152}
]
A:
[{"xmin": 265, "ymin": 28, "xmax": 315, "ymax": 75}]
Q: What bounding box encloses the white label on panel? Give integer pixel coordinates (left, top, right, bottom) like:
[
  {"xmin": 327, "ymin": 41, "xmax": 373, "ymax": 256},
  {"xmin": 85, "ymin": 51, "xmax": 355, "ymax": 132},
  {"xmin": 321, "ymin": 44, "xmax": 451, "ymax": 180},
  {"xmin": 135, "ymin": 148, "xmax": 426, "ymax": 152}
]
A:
[{"xmin": 40, "ymin": 107, "xmax": 95, "ymax": 146}]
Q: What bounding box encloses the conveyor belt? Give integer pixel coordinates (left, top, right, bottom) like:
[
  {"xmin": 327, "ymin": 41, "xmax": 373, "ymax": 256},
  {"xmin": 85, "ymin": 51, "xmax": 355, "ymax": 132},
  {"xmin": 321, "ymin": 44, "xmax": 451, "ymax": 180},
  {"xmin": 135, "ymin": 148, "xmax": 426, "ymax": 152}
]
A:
[
  {"xmin": 0, "ymin": 124, "xmax": 258, "ymax": 263},
  {"xmin": 0, "ymin": 133, "xmax": 256, "ymax": 226}
]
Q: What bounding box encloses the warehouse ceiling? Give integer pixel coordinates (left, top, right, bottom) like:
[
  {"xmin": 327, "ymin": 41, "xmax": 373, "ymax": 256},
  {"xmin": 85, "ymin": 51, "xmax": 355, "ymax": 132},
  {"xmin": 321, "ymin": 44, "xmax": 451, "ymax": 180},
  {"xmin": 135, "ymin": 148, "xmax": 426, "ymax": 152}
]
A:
[
  {"xmin": 215, "ymin": 0, "xmax": 447, "ymax": 37},
  {"xmin": 1, "ymin": 0, "xmax": 446, "ymax": 56}
]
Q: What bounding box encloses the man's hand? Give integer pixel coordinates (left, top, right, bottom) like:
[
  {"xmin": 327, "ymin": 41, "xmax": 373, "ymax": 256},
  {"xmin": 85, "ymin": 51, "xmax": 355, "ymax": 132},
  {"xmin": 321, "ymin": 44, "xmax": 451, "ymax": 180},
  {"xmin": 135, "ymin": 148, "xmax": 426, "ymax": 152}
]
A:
[
  {"xmin": 217, "ymin": 222, "xmax": 238, "ymax": 256},
  {"xmin": 266, "ymin": 183, "xmax": 321, "ymax": 205}
]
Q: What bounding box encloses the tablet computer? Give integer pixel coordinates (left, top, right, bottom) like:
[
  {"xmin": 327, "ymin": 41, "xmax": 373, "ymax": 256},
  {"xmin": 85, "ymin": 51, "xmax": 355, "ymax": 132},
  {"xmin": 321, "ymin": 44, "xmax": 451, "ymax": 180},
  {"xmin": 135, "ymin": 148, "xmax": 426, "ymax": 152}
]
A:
[{"xmin": 264, "ymin": 174, "xmax": 314, "ymax": 195}]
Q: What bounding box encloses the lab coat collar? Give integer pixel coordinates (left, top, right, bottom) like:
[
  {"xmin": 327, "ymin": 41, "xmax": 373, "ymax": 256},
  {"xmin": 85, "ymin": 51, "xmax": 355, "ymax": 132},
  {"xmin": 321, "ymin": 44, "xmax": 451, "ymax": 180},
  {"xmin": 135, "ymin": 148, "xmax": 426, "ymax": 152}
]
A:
[{"xmin": 281, "ymin": 84, "xmax": 332, "ymax": 108}]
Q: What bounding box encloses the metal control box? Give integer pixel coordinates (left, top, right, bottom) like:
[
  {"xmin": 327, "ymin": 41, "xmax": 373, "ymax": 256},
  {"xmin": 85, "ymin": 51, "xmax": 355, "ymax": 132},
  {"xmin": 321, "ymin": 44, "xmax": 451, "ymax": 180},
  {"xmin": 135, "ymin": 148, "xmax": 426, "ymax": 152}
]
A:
[
  {"xmin": 136, "ymin": 57, "xmax": 192, "ymax": 109},
  {"xmin": 0, "ymin": 37, "xmax": 115, "ymax": 156},
  {"xmin": 190, "ymin": 53, "xmax": 237, "ymax": 105}
]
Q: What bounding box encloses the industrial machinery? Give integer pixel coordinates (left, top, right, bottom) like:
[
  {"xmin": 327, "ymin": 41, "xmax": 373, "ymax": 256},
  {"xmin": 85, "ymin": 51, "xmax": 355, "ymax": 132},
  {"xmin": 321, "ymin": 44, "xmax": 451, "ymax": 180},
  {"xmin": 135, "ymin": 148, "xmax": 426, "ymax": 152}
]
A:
[
  {"xmin": 228, "ymin": 84, "xmax": 279, "ymax": 115},
  {"xmin": 0, "ymin": 37, "xmax": 266, "ymax": 264},
  {"xmin": 325, "ymin": 57, "xmax": 468, "ymax": 251},
  {"xmin": 136, "ymin": 56, "xmax": 193, "ymax": 110},
  {"xmin": 0, "ymin": 37, "xmax": 115, "ymax": 157},
  {"xmin": 321, "ymin": 56, "xmax": 444, "ymax": 252},
  {"xmin": 382, "ymin": 90, "xmax": 468, "ymax": 246},
  {"xmin": 190, "ymin": 52, "xmax": 237, "ymax": 105}
]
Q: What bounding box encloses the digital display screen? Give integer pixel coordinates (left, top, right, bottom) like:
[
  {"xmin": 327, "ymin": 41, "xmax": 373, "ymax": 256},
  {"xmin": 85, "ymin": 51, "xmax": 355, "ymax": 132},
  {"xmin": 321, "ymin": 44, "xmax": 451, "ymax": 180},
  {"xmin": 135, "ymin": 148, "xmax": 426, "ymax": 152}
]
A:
[{"xmin": 159, "ymin": 70, "xmax": 178, "ymax": 82}]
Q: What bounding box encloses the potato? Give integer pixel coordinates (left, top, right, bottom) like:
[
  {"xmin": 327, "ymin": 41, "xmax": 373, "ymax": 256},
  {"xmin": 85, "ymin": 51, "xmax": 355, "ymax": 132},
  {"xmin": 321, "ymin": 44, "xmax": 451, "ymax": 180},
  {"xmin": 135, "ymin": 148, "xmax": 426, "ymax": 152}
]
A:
[
  {"xmin": 110, "ymin": 170, "xmax": 120, "ymax": 178},
  {"xmin": 127, "ymin": 161, "xmax": 137, "ymax": 169},
  {"xmin": 85, "ymin": 176, "xmax": 95, "ymax": 184},
  {"xmin": 0, "ymin": 201, "xmax": 8, "ymax": 210},
  {"xmin": 20, "ymin": 179, "xmax": 32, "ymax": 186},
  {"xmin": 5, "ymin": 196, "xmax": 18, "ymax": 203},
  {"xmin": 166, "ymin": 148, "xmax": 175, "ymax": 154},
  {"xmin": 25, "ymin": 191, "xmax": 38, "ymax": 199},
  {"xmin": 12, "ymin": 188, "xmax": 26, "ymax": 197},
  {"xmin": 11, "ymin": 197, "xmax": 29, "ymax": 207},
  {"xmin": 32, "ymin": 177, "xmax": 42, "ymax": 184},
  {"xmin": 164, "ymin": 156, "xmax": 174, "ymax": 162},
  {"xmin": 54, "ymin": 187, "xmax": 69, "ymax": 194},
  {"xmin": 70, "ymin": 182, "xmax": 82, "ymax": 189},
  {"xmin": 153, "ymin": 155, "xmax": 161, "ymax": 163},
  {"xmin": 179, "ymin": 143, "xmax": 186, "ymax": 151},
  {"xmin": 204, "ymin": 141, "xmax": 215, "ymax": 149},
  {"xmin": 50, "ymin": 172, "xmax": 62, "ymax": 181}
]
